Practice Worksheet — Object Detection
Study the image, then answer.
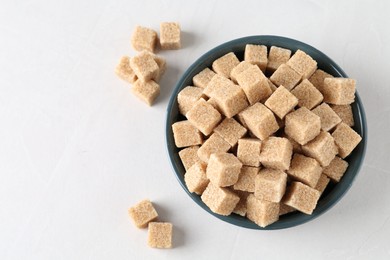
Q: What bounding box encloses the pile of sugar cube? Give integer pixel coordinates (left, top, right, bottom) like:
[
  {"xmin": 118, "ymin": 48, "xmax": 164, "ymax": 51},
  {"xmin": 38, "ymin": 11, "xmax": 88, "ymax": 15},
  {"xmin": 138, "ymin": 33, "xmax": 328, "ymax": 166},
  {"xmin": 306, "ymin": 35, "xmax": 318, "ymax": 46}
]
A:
[
  {"xmin": 116, "ymin": 23, "xmax": 181, "ymax": 105},
  {"xmin": 129, "ymin": 199, "xmax": 173, "ymax": 249},
  {"xmin": 172, "ymin": 45, "xmax": 362, "ymax": 227}
]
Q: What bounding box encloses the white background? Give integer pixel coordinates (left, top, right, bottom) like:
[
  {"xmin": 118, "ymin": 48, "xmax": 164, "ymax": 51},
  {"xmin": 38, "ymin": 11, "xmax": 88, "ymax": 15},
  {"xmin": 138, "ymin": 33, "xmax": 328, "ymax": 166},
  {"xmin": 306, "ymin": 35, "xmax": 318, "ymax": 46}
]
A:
[{"xmin": 1, "ymin": 0, "xmax": 389, "ymax": 259}]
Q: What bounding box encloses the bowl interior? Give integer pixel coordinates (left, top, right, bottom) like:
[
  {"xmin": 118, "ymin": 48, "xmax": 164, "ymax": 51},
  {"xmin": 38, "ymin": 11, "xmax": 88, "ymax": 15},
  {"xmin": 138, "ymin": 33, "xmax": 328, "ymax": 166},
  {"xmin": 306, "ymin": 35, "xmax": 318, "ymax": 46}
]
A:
[{"xmin": 166, "ymin": 36, "xmax": 367, "ymax": 230}]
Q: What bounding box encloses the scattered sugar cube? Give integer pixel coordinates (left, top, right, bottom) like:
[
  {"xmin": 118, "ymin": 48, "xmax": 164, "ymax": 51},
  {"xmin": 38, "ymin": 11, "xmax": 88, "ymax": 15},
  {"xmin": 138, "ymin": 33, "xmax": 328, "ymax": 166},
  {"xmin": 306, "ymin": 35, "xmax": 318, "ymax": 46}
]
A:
[
  {"xmin": 240, "ymin": 103, "xmax": 279, "ymax": 140},
  {"xmin": 233, "ymin": 166, "xmax": 259, "ymax": 192},
  {"xmin": 323, "ymin": 156, "xmax": 349, "ymax": 182},
  {"xmin": 177, "ymin": 86, "xmax": 204, "ymax": 115},
  {"xmin": 287, "ymin": 154, "xmax": 322, "ymax": 188},
  {"xmin": 265, "ymin": 86, "xmax": 298, "ymax": 119},
  {"xmin": 302, "ymin": 131, "xmax": 338, "ymax": 167},
  {"xmin": 285, "ymin": 107, "xmax": 321, "ymax": 145},
  {"xmin": 197, "ymin": 133, "xmax": 231, "ymax": 163},
  {"xmin": 315, "ymin": 174, "xmax": 330, "ymax": 195},
  {"xmin": 236, "ymin": 65, "xmax": 272, "ymax": 105},
  {"xmin": 213, "ymin": 118, "xmax": 247, "ymax": 146},
  {"xmin": 193, "ymin": 68, "xmax": 216, "ymax": 89},
  {"xmin": 255, "ymin": 168, "xmax": 287, "ymax": 202},
  {"xmin": 331, "ymin": 105, "xmax": 354, "ymax": 127},
  {"xmin": 207, "ymin": 153, "xmax": 243, "ymax": 187},
  {"xmin": 232, "ymin": 190, "xmax": 250, "ymax": 216},
  {"xmin": 184, "ymin": 162, "xmax": 209, "ymax": 194},
  {"xmin": 178, "ymin": 146, "xmax": 201, "ymax": 171},
  {"xmin": 308, "ymin": 69, "xmax": 334, "ymax": 94},
  {"xmin": 283, "ymin": 182, "xmax": 321, "ymax": 215},
  {"xmin": 115, "ymin": 56, "xmax": 138, "ymax": 84},
  {"xmin": 267, "ymin": 46, "xmax": 292, "ymax": 72},
  {"xmin": 237, "ymin": 138, "xmax": 262, "ymax": 167},
  {"xmin": 140, "ymin": 51, "xmax": 167, "ymax": 82},
  {"xmin": 230, "ymin": 61, "xmax": 254, "ymax": 83},
  {"xmin": 286, "ymin": 49, "xmax": 317, "ymax": 79},
  {"xmin": 186, "ymin": 98, "xmax": 222, "ymax": 136},
  {"xmin": 147, "ymin": 222, "xmax": 173, "ymax": 249},
  {"xmin": 259, "ymin": 137, "xmax": 293, "ymax": 171},
  {"xmin": 323, "ymin": 78, "xmax": 356, "ymax": 105},
  {"xmin": 332, "ymin": 122, "xmax": 362, "ymax": 158},
  {"xmin": 201, "ymin": 182, "xmax": 240, "ymax": 216},
  {"xmin": 244, "ymin": 44, "xmax": 268, "ymax": 72},
  {"xmin": 131, "ymin": 26, "xmax": 158, "ymax": 52},
  {"xmin": 246, "ymin": 194, "xmax": 279, "ymax": 227},
  {"xmin": 128, "ymin": 199, "xmax": 158, "ymax": 228},
  {"xmin": 312, "ymin": 103, "xmax": 342, "ymax": 131},
  {"xmin": 291, "ymin": 79, "xmax": 323, "ymax": 109},
  {"xmin": 270, "ymin": 64, "xmax": 302, "ymax": 90},
  {"xmin": 132, "ymin": 80, "xmax": 160, "ymax": 106},
  {"xmin": 172, "ymin": 120, "xmax": 203, "ymax": 148},
  {"xmin": 130, "ymin": 52, "xmax": 159, "ymax": 82},
  {"xmin": 212, "ymin": 52, "xmax": 240, "ymax": 78},
  {"xmin": 159, "ymin": 22, "xmax": 181, "ymax": 50},
  {"xmin": 279, "ymin": 203, "xmax": 296, "ymax": 216}
]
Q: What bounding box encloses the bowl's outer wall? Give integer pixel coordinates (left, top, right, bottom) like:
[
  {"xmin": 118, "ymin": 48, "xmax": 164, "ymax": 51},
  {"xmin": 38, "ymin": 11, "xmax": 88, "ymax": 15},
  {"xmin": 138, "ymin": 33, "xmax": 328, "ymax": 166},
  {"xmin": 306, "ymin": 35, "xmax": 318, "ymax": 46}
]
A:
[{"xmin": 166, "ymin": 36, "xmax": 367, "ymax": 230}]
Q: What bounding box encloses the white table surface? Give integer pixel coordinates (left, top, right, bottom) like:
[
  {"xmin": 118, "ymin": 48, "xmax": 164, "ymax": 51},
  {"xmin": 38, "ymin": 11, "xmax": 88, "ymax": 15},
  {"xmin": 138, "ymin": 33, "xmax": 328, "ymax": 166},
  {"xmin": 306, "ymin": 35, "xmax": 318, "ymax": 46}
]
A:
[{"xmin": 1, "ymin": 0, "xmax": 389, "ymax": 259}]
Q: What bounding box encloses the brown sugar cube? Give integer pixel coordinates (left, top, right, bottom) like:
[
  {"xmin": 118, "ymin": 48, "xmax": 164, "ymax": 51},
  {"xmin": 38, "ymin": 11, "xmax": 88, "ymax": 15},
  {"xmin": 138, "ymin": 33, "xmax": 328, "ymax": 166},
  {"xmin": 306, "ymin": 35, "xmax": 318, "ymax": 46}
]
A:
[
  {"xmin": 323, "ymin": 78, "xmax": 356, "ymax": 105},
  {"xmin": 147, "ymin": 222, "xmax": 173, "ymax": 249},
  {"xmin": 115, "ymin": 56, "xmax": 138, "ymax": 84},
  {"xmin": 240, "ymin": 103, "xmax": 279, "ymax": 140},
  {"xmin": 184, "ymin": 162, "xmax": 209, "ymax": 195},
  {"xmin": 213, "ymin": 118, "xmax": 247, "ymax": 146},
  {"xmin": 279, "ymin": 203, "xmax": 296, "ymax": 216},
  {"xmin": 246, "ymin": 194, "xmax": 279, "ymax": 228},
  {"xmin": 130, "ymin": 53, "xmax": 159, "ymax": 82},
  {"xmin": 259, "ymin": 137, "xmax": 293, "ymax": 171},
  {"xmin": 283, "ymin": 181, "xmax": 321, "ymax": 215},
  {"xmin": 308, "ymin": 69, "xmax": 334, "ymax": 94},
  {"xmin": 131, "ymin": 26, "xmax": 158, "ymax": 52},
  {"xmin": 237, "ymin": 138, "xmax": 262, "ymax": 167},
  {"xmin": 172, "ymin": 120, "xmax": 203, "ymax": 148},
  {"xmin": 159, "ymin": 22, "xmax": 181, "ymax": 50},
  {"xmin": 230, "ymin": 61, "xmax": 254, "ymax": 83},
  {"xmin": 177, "ymin": 86, "xmax": 204, "ymax": 115},
  {"xmin": 206, "ymin": 153, "xmax": 243, "ymax": 187},
  {"xmin": 201, "ymin": 182, "xmax": 239, "ymax": 216},
  {"xmin": 233, "ymin": 166, "xmax": 259, "ymax": 192},
  {"xmin": 302, "ymin": 131, "xmax": 338, "ymax": 167},
  {"xmin": 244, "ymin": 44, "xmax": 268, "ymax": 72},
  {"xmin": 233, "ymin": 190, "xmax": 250, "ymax": 216},
  {"xmin": 203, "ymin": 74, "xmax": 233, "ymax": 98},
  {"xmin": 186, "ymin": 98, "xmax": 222, "ymax": 136},
  {"xmin": 255, "ymin": 168, "xmax": 287, "ymax": 202},
  {"xmin": 265, "ymin": 86, "xmax": 298, "ymax": 119},
  {"xmin": 291, "ymin": 79, "xmax": 323, "ymax": 109},
  {"xmin": 312, "ymin": 103, "xmax": 342, "ymax": 132},
  {"xmin": 331, "ymin": 105, "xmax": 354, "ymax": 127},
  {"xmin": 212, "ymin": 52, "xmax": 240, "ymax": 78},
  {"xmin": 132, "ymin": 80, "xmax": 160, "ymax": 106},
  {"xmin": 270, "ymin": 64, "xmax": 302, "ymax": 91},
  {"xmin": 140, "ymin": 51, "xmax": 167, "ymax": 82},
  {"xmin": 193, "ymin": 68, "xmax": 216, "ymax": 89},
  {"xmin": 178, "ymin": 146, "xmax": 201, "ymax": 171},
  {"xmin": 287, "ymin": 154, "xmax": 322, "ymax": 188},
  {"xmin": 332, "ymin": 123, "xmax": 362, "ymax": 158},
  {"xmin": 315, "ymin": 174, "xmax": 330, "ymax": 195},
  {"xmin": 285, "ymin": 107, "xmax": 321, "ymax": 145},
  {"xmin": 236, "ymin": 65, "xmax": 272, "ymax": 105},
  {"xmin": 267, "ymin": 46, "xmax": 292, "ymax": 72},
  {"xmin": 197, "ymin": 133, "xmax": 231, "ymax": 163},
  {"xmin": 323, "ymin": 156, "xmax": 349, "ymax": 182},
  {"xmin": 286, "ymin": 49, "xmax": 317, "ymax": 79},
  {"xmin": 128, "ymin": 199, "xmax": 158, "ymax": 228}
]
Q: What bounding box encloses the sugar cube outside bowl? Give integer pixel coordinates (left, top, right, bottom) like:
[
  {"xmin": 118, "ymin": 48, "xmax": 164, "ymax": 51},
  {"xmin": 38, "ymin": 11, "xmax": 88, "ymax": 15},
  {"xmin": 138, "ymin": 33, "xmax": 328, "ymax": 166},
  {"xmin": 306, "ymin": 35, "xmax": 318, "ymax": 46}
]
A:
[{"xmin": 165, "ymin": 35, "xmax": 367, "ymax": 230}]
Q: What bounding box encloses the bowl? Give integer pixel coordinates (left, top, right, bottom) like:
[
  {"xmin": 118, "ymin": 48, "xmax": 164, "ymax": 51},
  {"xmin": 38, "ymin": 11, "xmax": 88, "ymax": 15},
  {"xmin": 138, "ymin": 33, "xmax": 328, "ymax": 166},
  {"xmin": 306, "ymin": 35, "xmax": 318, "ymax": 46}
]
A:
[{"xmin": 166, "ymin": 35, "xmax": 367, "ymax": 230}]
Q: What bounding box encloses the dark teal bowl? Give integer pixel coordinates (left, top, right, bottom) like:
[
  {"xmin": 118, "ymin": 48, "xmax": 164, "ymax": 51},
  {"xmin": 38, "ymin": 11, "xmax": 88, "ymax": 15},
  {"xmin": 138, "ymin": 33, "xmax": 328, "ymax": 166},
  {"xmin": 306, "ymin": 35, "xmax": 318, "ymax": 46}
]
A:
[{"xmin": 166, "ymin": 36, "xmax": 367, "ymax": 230}]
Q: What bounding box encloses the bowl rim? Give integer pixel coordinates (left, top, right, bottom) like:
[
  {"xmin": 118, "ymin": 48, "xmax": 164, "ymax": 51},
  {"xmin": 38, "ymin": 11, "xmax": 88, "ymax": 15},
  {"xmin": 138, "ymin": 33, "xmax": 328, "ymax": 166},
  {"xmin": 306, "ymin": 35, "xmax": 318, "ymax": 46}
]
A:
[{"xmin": 165, "ymin": 35, "xmax": 367, "ymax": 230}]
